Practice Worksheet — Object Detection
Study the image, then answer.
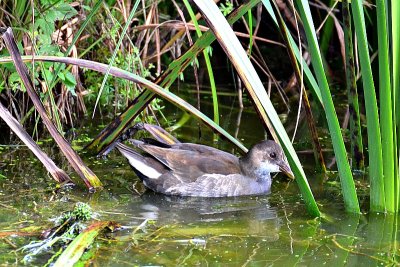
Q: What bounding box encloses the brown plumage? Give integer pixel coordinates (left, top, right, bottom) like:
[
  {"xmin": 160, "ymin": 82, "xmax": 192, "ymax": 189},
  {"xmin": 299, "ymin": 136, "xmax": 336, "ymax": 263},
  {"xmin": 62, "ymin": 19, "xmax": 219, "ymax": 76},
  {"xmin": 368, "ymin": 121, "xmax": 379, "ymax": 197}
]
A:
[{"xmin": 117, "ymin": 139, "xmax": 293, "ymax": 197}]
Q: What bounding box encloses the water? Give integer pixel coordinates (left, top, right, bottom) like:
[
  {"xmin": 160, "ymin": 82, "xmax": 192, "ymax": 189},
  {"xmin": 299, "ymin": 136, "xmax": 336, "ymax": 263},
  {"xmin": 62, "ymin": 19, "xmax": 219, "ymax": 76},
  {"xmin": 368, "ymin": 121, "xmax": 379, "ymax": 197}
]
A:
[{"xmin": 0, "ymin": 87, "xmax": 398, "ymax": 266}]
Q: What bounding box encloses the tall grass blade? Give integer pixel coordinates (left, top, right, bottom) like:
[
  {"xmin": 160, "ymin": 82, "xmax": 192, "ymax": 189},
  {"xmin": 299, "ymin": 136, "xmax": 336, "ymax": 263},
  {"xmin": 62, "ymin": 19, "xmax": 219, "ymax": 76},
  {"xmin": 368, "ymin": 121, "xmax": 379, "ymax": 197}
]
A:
[
  {"xmin": 247, "ymin": 10, "xmax": 254, "ymax": 55},
  {"xmin": 351, "ymin": 0, "xmax": 385, "ymax": 211},
  {"xmin": 295, "ymin": 0, "xmax": 359, "ymax": 213},
  {"xmin": 392, "ymin": 0, "xmax": 400, "ymax": 211},
  {"xmin": 193, "ymin": 0, "xmax": 320, "ymax": 217},
  {"xmin": 376, "ymin": 0, "xmax": 395, "ymax": 212}
]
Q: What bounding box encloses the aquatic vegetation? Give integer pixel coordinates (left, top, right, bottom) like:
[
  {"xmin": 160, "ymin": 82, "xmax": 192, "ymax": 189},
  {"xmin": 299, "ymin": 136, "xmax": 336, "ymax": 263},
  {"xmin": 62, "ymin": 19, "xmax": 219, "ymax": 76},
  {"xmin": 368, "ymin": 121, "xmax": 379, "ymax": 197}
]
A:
[{"xmin": 11, "ymin": 201, "xmax": 119, "ymax": 266}]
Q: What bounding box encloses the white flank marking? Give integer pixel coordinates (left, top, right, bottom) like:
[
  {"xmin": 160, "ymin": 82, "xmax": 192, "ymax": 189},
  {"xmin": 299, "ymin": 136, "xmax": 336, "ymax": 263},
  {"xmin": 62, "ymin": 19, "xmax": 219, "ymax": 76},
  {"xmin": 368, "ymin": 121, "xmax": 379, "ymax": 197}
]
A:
[{"xmin": 127, "ymin": 157, "xmax": 161, "ymax": 179}]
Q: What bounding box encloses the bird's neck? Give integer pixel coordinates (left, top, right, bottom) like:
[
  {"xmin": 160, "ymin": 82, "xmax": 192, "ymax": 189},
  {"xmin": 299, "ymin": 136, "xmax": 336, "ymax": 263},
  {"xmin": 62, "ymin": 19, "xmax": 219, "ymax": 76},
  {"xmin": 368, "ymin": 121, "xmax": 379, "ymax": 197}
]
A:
[{"xmin": 239, "ymin": 157, "xmax": 272, "ymax": 182}]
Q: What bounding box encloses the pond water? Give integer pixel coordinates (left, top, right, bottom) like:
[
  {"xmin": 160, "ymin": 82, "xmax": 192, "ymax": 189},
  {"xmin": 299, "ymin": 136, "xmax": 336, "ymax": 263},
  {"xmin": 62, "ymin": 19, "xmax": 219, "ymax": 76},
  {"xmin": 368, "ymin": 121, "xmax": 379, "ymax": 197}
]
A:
[{"xmin": 0, "ymin": 86, "xmax": 398, "ymax": 266}]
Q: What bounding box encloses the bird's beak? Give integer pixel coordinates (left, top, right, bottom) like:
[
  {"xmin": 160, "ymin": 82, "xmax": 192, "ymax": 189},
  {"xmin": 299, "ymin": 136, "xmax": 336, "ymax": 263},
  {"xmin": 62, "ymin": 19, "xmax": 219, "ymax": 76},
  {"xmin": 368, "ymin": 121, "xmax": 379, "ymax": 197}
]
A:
[{"xmin": 279, "ymin": 161, "xmax": 295, "ymax": 179}]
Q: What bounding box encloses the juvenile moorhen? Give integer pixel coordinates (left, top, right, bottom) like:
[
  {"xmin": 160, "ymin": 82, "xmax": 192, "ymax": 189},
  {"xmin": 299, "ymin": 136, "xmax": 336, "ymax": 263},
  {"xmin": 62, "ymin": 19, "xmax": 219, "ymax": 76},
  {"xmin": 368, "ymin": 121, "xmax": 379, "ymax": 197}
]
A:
[{"xmin": 117, "ymin": 139, "xmax": 294, "ymax": 197}]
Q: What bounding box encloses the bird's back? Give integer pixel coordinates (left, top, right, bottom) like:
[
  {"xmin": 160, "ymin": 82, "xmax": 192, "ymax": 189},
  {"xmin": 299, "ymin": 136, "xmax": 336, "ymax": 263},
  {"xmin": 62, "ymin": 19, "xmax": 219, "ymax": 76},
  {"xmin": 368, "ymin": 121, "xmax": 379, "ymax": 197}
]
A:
[{"xmin": 131, "ymin": 140, "xmax": 242, "ymax": 183}]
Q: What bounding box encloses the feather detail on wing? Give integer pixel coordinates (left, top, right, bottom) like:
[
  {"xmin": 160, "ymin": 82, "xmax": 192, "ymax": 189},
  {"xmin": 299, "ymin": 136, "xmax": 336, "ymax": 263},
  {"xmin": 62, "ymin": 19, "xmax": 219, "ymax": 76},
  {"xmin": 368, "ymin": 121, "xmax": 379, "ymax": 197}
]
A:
[
  {"xmin": 129, "ymin": 140, "xmax": 241, "ymax": 183},
  {"xmin": 116, "ymin": 143, "xmax": 167, "ymax": 179}
]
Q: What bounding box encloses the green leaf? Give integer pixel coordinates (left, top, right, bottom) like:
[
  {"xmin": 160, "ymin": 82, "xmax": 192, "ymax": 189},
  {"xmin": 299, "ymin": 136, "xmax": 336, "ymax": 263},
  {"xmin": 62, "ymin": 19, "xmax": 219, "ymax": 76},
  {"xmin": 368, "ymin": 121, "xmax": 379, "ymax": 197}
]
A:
[
  {"xmin": 54, "ymin": 3, "xmax": 78, "ymax": 19},
  {"xmin": 63, "ymin": 72, "xmax": 77, "ymax": 96},
  {"xmin": 64, "ymin": 72, "xmax": 76, "ymax": 86},
  {"xmin": 35, "ymin": 18, "xmax": 55, "ymax": 36},
  {"xmin": 39, "ymin": 44, "xmax": 59, "ymax": 55},
  {"xmin": 43, "ymin": 69, "xmax": 54, "ymax": 82},
  {"xmin": 57, "ymin": 72, "xmax": 66, "ymax": 81},
  {"xmin": 46, "ymin": 10, "xmax": 59, "ymax": 22},
  {"xmin": 9, "ymin": 72, "xmax": 21, "ymax": 84}
]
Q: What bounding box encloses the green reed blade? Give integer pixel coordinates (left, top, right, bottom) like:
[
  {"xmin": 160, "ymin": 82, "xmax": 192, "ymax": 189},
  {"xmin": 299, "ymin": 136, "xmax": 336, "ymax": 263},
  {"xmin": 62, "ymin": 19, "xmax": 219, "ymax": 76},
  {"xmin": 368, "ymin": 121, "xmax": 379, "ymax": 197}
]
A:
[
  {"xmin": 247, "ymin": 10, "xmax": 254, "ymax": 55},
  {"xmin": 295, "ymin": 0, "xmax": 359, "ymax": 213},
  {"xmin": 351, "ymin": 0, "xmax": 385, "ymax": 211},
  {"xmin": 392, "ymin": 0, "xmax": 400, "ymax": 212},
  {"xmin": 376, "ymin": 0, "xmax": 395, "ymax": 212}
]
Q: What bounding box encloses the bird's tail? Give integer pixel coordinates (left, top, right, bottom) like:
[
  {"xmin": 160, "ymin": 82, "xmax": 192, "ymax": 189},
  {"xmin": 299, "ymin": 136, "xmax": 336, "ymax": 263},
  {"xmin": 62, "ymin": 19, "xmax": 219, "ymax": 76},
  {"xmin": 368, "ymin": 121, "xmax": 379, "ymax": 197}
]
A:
[{"xmin": 116, "ymin": 143, "xmax": 163, "ymax": 180}]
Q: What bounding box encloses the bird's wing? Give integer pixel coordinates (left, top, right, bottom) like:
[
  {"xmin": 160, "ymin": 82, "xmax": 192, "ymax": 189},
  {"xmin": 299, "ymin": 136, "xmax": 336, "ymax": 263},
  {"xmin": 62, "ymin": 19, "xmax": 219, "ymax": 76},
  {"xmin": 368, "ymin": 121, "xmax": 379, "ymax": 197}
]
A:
[{"xmin": 134, "ymin": 141, "xmax": 241, "ymax": 183}]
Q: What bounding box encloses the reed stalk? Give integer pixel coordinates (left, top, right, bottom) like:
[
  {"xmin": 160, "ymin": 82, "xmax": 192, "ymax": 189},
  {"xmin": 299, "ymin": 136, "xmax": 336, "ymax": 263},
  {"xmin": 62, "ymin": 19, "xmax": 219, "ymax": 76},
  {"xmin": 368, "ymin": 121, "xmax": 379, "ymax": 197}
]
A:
[
  {"xmin": 296, "ymin": 0, "xmax": 359, "ymax": 213},
  {"xmin": 392, "ymin": 0, "xmax": 400, "ymax": 212},
  {"xmin": 351, "ymin": 0, "xmax": 385, "ymax": 211},
  {"xmin": 376, "ymin": 0, "xmax": 395, "ymax": 212}
]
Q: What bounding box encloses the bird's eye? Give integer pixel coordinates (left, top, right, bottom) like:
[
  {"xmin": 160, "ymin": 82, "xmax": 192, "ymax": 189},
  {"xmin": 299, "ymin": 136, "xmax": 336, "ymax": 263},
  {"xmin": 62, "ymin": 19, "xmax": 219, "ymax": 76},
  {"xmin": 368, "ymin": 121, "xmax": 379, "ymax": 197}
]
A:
[{"xmin": 269, "ymin": 152, "xmax": 277, "ymax": 159}]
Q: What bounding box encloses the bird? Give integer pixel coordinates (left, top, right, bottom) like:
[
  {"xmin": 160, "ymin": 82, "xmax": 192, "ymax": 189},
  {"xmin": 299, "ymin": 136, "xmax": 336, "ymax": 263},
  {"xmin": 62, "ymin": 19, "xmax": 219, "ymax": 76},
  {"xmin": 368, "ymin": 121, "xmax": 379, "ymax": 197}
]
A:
[{"xmin": 116, "ymin": 139, "xmax": 294, "ymax": 197}]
